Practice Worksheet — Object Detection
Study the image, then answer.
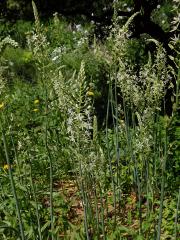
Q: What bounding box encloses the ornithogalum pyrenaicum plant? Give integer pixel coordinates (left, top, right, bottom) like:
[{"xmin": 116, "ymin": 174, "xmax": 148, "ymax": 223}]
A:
[{"xmin": 0, "ymin": 1, "xmax": 179, "ymax": 239}]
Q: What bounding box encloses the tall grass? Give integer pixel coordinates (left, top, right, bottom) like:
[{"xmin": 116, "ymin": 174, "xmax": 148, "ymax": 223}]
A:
[{"xmin": 0, "ymin": 1, "xmax": 179, "ymax": 239}]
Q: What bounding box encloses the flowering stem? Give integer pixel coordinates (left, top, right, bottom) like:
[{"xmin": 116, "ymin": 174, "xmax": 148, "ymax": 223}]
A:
[
  {"xmin": 106, "ymin": 83, "xmax": 117, "ymax": 227},
  {"xmin": 44, "ymin": 86, "xmax": 54, "ymax": 239}
]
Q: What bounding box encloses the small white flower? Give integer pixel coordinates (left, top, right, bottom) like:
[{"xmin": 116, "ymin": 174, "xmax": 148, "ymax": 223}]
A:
[
  {"xmin": 67, "ymin": 117, "xmax": 73, "ymax": 126},
  {"xmin": 76, "ymin": 24, "xmax": 82, "ymax": 31},
  {"xmin": 75, "ymin": 113, "xmax": 83, "ymax": 122},
  {"xmin": 69, "ymin": 135, "xmax": 75, "ymax": 143},
  {"xmin": 52, "ymin": 56, "xmax": 59, "ymax": 61}
]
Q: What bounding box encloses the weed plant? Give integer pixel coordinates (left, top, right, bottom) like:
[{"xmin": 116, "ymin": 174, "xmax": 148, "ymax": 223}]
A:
[{"xmin": 0, "ymin": 1, "xmax": 179, "ymax": 239}]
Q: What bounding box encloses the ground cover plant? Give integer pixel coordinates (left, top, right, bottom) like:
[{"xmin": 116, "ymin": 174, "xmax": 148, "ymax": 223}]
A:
[{"xmin": 0, "ymin": 1, "xmax": 179, "ymax": 239}]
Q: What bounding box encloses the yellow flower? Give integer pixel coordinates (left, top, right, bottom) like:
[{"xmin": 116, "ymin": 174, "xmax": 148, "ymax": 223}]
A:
[
  {"xmin": 0, "ymin": 102, "xmax": 4, "ymax": 109},
  {"xmin": 86, "ymin": 91, "xmax": 94, "ymax": 96},
  {"xmin": 33, "ymin": 108, "xmax": 39, "ymax": 112},
  {"xmin": 34, "ymin": 99, "xmax": 39, "ymax": 104},
  {"xmin": 3, "ymin": 164, "xmax": 9, "ymax": 170}
]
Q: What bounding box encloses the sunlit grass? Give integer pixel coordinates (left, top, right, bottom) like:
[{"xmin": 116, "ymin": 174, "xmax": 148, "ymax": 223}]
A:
[{"xmin": 0, "ymin": 2, "xmax": 179, "ymax": 239}]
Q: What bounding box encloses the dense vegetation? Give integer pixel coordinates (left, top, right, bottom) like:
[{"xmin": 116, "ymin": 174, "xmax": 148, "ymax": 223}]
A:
[{"xmin": 0, "ymin": 0, "xmax": 179, "ymax": 239}]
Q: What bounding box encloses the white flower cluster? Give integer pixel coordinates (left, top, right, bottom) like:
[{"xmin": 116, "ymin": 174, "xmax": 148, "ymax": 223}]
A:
[
  {"xmin": 26, "ymin": 31, "xmax": 49, "ymax": 55},
  {"xmin": 76, "ymin": 37, "xmax": 88, "ymax": 47},
  {"xmin": 51, "ymin": 46, "xmax": 67, "ymax": 62},
  {"xmin": 116, "ymin": 41, "xmax": 166, "ymax": 114},
  {"xmin": 67, "ymin": 104, "xmax": 93, "ymax": 143},
  {"xmin": 171, "ymin": 0, "xmax": 180, "ymax": 31},
  {"xmin": 134, "ymin": 130, "xmax": 153, "ymax": 154},
  {"xmin": 0, "ymin": 36, "xmax": 18, "ymax": 54},
  {"xmin": 117, "ymin": 70, "xmax": 142, "ymax": 108},
  {"xmin": 52, "ymin": 70, "xmax": 64, "ymax": 103},
  {"xmin": 71, "ymin": 24, "xmax": 89, "ymax": 48},
  {"xmin": 66, "ymin": 62, "xmax": 93, "ymax": 143},
  {"xmin": 109, "ymin": 17, "xmax": 169, "ymax": 163},
  {"xmin": 0, "ymin": 36, "xmax": 18, "ymax": 96},
  {"xmin": 51, "ymin": 61, "xmax": 93, "ymax": 144}
]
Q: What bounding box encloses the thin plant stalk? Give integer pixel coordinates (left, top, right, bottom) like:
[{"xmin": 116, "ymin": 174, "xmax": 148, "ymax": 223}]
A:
[
  {"xmin": 99, "ymin": 186, "xmax": 106, "ymax": 240},
  {"xmin": 93, "ymin": 183, "xmax": 100, "ymax": 239},
  {"xmin": 114, "ymin": 72, "xmax": 121, "ymax": 209},
  {"xmin": 44, "ymin": 88, "xmax": 54, "ymax": 240},
  {"xmin": 1, "ymin": 121, "xmax": 25, "ymax": 240},
  {"xmin": 106, "ymin": 83, "xmax": 117, "ymax": 226},
  {"xmin": 174, "ymin": 187, "xmax": 180, "ymax": 240},
  {"xmin": 92, "ymin": 124, "xmax": 101, "ymax": 237},
  {"xmin": 157, "ymin": 129, "xmax": 167, "ymax": 240},
  {"xmin": 29, "ymin": 159, "xmax": 43, "ymax": 240},
  {"xmin": 142, "ymin": 145, "xmax": 151, "ymax": 218},
  {"xmin": 78, "ymin": 158, "xmax": 90, "ymax": 240},
  {"xmin": 5, "ymin": 113, "xmax": 22, "ymax": 181},
  {"xmin": 152, "ymin": 114, "xmax": 159, "ymax": 193},
  {"xmin": 129, "ymin": 106, "xmax": 142, "ymax": 233},
  {"xmin": 175, "ymin": 60, "xmax": 179, "ymax": 111}
]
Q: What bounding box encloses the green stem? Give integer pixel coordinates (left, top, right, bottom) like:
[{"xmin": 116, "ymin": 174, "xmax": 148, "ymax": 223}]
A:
[
  {"xmin": 1, "ymin": 124, "xmax": 25, "ymax": 240},
  {"xmin": 99, "ymin": 187, "xmax": 106, "ymax": 240},
  {"xmin": 114, "ymin": 72, "xmax": 121, "ymax": 209},
  {"xmin": 157, "ymin": 130, "xmax": 167, "ymax": 240},
  {"xmin": 29, "ymin": 160, "xmax": 43, "ymax": 240},
  {"xmin": 45, "ymin": 99, "xmax": 54, "ymax": 239},
  {"xmin": 5, "ymin": 113, "xmax": 22, "ymax": 182},
  {"xmin": 106, "ymin": 83, "xmax": 117, "ymax": 226},
  {"xmin": 79, "ymin": 159, "xmax": 90, "ymax": 240},
  {"xmin": 174, "ymin": 187, "xmax": 180, "ymax": 240},
  {"xmin": 94, "ymin": 183, "xmax": 100, "ymax": 239}
]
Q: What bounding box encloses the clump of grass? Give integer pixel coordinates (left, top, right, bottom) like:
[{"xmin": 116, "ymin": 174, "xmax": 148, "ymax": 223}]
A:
[{"xmin": 0, "ymin": 1, "xmax": 179, "ymax": 239}]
